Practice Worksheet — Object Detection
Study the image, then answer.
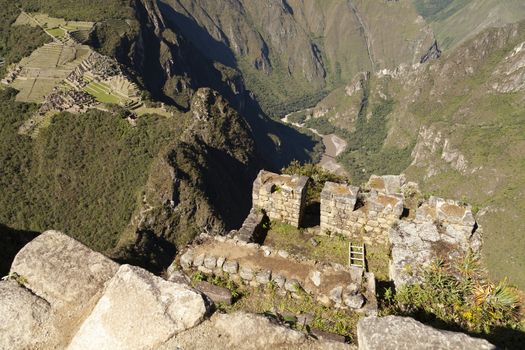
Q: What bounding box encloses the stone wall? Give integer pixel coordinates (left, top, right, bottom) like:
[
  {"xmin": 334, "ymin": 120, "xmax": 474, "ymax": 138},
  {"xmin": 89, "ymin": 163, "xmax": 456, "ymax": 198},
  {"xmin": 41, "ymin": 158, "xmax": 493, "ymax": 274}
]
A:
[
  {"xmin": 252, "ymin": 170, "xmax": 308, "ymax": 227},
  {"xmin": 320, "ymin": 176, "xmax": 405, "ymax": 245},
  {"xmin": 389, "ymin": 197, "xmax": 481, "ymax": 287},
  {"xmin": 320, "ymin": 182, "xmax": 360, "ymax": 236},
  {"xmin": 233, "ymin": 208, "xmax": 268, "ymax": 243},
  {"xmin": 179, "ymin": 234, "xmax": 376, "ymax": 312}
]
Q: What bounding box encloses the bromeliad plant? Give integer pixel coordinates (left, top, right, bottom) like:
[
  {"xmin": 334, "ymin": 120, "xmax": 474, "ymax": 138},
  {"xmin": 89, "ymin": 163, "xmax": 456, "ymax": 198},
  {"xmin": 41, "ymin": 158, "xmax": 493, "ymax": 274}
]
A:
[{"xmin": 388, "ymin": 251, "xmax": 522, "ymax": 335}]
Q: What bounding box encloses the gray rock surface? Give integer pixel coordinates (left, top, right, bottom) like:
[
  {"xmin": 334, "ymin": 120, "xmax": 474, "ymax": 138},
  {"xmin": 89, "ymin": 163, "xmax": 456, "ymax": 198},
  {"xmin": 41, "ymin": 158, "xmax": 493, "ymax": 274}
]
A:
[
  {"xmin": 389, "ymin": 216, "xmax": 482, "ymax": 288},
  {"xmin": 10, "ymin": 230, "xmax": 119, "ymax": 343},
  {"xmin": 0, "ymin": 281, "xmax": 57, "ymax": 350},
  {"xmin": 161, "ymin": 312, "xmax": 354, "ymax": 350},
  {"xmin": 195, "ymin": 281, "xmax": 233, "ymax": 305},
  {"xmin": 357, "ymin": 316, "xmax": 496, "ymax": 350},
  {"xmin": 344, "ymin": 293, "xmax": 365, "ymax": 309},
  {"xmin": 223, "ymin": 260, "xmax": 239, "ymax": 274},
  {"xmin": 67, "ymin": 265, "xmax": 208, "ymax": 350}
]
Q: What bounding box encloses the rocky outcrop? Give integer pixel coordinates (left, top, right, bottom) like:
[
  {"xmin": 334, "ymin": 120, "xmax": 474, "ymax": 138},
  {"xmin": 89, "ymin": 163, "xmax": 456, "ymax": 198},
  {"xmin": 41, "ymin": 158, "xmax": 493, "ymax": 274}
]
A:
[
  {"xmin": 357, "ymin": 316, "xmax": 496, "ymax": 350},
  {"xmin": 68, "ymin": 264, "xmax": 208, "ymax": 350},
  {"xmin": 389, "ymin": 197, "xmax": 481, "ymax": 287},
  {"xmin": 161, "ymin": 312, "xmax": 354, "ymax": 350},
  {"xmin": 410, "ymin": 126, "xmax": 468, "ymax": 178},
  {"xmin": 2, "ymin": 232, "xmax": 359, "ymax": 349},
  {"xmin": 10, "ymin": 230, "xmax": 119, "ymax": 344},
  {"xmin": 0, "ymin": 281, "xmax": 57, "ymax": 350}
]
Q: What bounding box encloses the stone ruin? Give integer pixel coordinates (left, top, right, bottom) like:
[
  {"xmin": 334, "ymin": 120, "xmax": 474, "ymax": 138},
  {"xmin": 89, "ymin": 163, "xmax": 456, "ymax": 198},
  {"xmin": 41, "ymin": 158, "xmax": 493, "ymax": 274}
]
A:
[
  {"xmin": 178, "ymin": 233, "xmax": 377, "ymax": 313},
  {"xmin": 320, "ymin": 175, "xmax": 405, "ymax": 245},
  {"xmin": 252, "ymin": 170, "xmax": 309, "ymax": 228},
  {"xmin": 174, "ymin": 170, "xmax": 483, "ymax": 316},
  {"xmin": 389, "ymin": 196, "xmax": 481, "ymax": 287}
]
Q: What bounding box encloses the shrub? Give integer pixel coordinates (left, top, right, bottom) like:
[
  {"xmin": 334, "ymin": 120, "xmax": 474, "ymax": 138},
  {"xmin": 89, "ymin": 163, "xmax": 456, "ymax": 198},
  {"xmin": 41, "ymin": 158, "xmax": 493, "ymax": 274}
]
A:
[{"xmin": 384, "ymin": 252, "xmax": 522, "ymax": 340}]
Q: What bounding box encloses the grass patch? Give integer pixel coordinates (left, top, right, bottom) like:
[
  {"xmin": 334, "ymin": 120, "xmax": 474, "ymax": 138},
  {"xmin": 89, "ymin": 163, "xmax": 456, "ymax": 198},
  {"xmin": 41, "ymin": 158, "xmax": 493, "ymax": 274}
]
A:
[
  {"xmin": 221, "ymin": 281, "xmax": 361, "ymax": 342},
  {"xmin": 84, "ymin": 81, "xmax": 122, "ymax": 104},
  {"xmin": 46, "ymin": 27, "xmax": 66, "ymax": 38},
  {"xmin": 265, "ymin": 221, "xmax": 349, "ymax": 266}
]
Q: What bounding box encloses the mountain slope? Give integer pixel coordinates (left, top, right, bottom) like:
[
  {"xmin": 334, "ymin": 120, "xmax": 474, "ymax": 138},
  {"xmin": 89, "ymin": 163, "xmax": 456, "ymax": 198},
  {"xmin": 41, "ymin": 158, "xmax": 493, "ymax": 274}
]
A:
[
  {"xmin": 305, "ymin": 20, "xmax": 525, "ymax": 288},
  {"xmin": 159, "ymin": 0, "xmax": 435, "ymax": 116},
  {"xmin": 414, "ymin": 0, "xmax": 525, "ymax": 50}
]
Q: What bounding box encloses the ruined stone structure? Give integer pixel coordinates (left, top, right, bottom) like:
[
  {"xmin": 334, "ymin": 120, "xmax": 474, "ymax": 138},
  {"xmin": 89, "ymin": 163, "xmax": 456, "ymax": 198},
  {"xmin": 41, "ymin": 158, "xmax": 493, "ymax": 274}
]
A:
[
  {"xmin": 320, "ymin": 175, "xmax": 406, "ymax": 245},
  {"xmin": 178, "ymin": 233, "xmax": 376, "ymax": 312},
  {"xmin": 389, "ymin": 196, "xmax": 481, "ymax": 287},
  {"xmin": 252, "ymin": 170, "xmax": 309, "ymax": 227},
  {"xmin": 320, "ymin": 182, "xmax": 361, "ymax": 236}
]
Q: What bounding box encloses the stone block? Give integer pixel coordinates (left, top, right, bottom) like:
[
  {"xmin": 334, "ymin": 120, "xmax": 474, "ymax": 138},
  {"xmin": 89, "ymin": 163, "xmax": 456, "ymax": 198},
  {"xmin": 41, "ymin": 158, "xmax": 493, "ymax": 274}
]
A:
[
  {"xmin": 309, "ymin": 270, "xmax": 322, "ymax": 287},
  {"xmin": 222, "ymin": 261, "xmax": 239, "ymax": 274},
  {"xmin": 204, "ymin": 256, "xmax": 217, "ymax": 269},
  {"xmin": 344, "ymin": 293, "xmax": 365, "ymax": 309},
  {"xmin": 285, "ymin": 279, "xmax": 301, "ymax": 292},
  {"xmin": 216, "ymin": 256, "xmax": 226, "ymax": 268},
  {"xmin": 195, "ymin": 281, "xmax": 233, "ymax": 306},
  {"xmin": 255, "ymin": 270, "xmax": 272, "ymax": 284},
  {"xmin": 193, "ymin": 254, "xmax": 205, "ymax": 267},
  {"xmin": 271, "ymin": 274, "xmax": 286, "ymax": 289},
  {"xmin": 197, "ymin": 266, "xmax": 213, "ymax": 275},
  {"xmin": 357, "ymin": 316, "xmax": 496, "ymax": 350},
  {"xmin": 179, "ymin": 251, "xmax": 194, "ymax": 269},
  {"xmin": 329, "ymin": 286, "xmax": 343, "ymax": 304},
  {"xmin": 239, "ymin": 267, "xmax": 254, "ymax": 281}
]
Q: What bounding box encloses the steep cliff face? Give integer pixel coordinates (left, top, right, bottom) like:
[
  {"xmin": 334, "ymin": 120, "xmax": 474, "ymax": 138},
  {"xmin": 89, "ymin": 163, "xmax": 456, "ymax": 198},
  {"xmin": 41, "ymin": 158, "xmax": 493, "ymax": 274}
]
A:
[
  {"xmin": 112, "ymin": 88, "xmax": 262, "ymax": 271},
  {"xmin": 306, "ymin": 21, "xmax": 525, "ymax": 289},
  {"xmin": 156, "ymin": 0, "xmax": 434, "ymax": 115}
]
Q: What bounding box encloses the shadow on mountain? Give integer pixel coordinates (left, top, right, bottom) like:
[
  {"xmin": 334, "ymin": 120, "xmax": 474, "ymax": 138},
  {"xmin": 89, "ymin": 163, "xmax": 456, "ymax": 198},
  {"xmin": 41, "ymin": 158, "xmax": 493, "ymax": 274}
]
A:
[
  {"xmin": 111, "ymin": 230, "xmax": 177, "ymax": 275},
  {"xmin": 155, "ymin": 4, "xmax": 321, "ymax": 169},
  {"xmin": 0, "ymin": 224, "xmax": 40, "ymax": 276},
  {"xmin": 158, "ymin": 2, "xmax": 237, "ymax": 68}
]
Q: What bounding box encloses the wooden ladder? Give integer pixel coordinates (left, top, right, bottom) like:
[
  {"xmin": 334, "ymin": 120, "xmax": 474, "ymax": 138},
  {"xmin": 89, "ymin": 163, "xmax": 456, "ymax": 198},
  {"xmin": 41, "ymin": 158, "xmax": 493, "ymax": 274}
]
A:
[{"xmin": 349, "ymin": 242, "xmax": 366, "ymax": 269}]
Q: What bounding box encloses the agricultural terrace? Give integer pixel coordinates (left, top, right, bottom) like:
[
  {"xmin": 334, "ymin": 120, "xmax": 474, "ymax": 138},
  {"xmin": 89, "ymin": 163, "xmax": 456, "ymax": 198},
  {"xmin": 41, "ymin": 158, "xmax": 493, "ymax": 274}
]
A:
[
  {"xmin": 13, "ymin": 12, "xmax": 94, "ymax": 42},
  {"xmin": 7, "ymin": 43, "xmax": 91, "ymax": 102}
]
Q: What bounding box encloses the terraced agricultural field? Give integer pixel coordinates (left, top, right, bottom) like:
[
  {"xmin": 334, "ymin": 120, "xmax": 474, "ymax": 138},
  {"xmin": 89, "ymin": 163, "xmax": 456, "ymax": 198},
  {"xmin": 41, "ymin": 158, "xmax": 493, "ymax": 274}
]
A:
[
  {"xmin": 6, "ymin": 43, "xmax": 91, "ymax": 102},
  {"xmin": 14, "ymin": 12, "xmax": 94, "ymax": 31},
  {"xmin": 83, "ymin": 81, "xmax": 123, "ymax": 105}
]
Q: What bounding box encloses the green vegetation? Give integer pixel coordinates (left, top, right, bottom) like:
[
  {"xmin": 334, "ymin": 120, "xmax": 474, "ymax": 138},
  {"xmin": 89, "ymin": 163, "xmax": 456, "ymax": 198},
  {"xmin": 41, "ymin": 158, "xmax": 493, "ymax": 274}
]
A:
[
  {"xmin": 282, "ymin": 161, "xmax": 348, "ymax": 205},
  {"xmin": 382, "ymin": 254, "xmax": 524, "ymax": 348},
  {"xmin": 84, "ymin": 81, "xmax": 123, "ymax": 104},
  {"xmin": 265, "ymin": 221, "xmax": 349, "ymax": 266},
  {"xmin": 413, "ymin": 0, "xmax": 525, "ymax": 50},
  {"xmin": 337, "ymin": 98, "xmax": 413, "ymax": 185},
  {"xmin": 20, "ymin": 0, "xmax": 135, "ymax": 22},
  {"xmin": 0, "ymin": 88, "xmax": 183, "ymax": 252},
  {"xmin": 413, "ymin": 0, "xmax": 457, "ymax": 19},
  {"xmin": 0, "ymin": 0, "xmax": 50, "ymax": 77},
  {"xmin": 266, "ymin": 220, "xmax": 391, "ymax": 282},
  {"xmin": 46, "ymin": 27, "xmax": 66, "ymax": 38},
  {"xmin": 200, "ymin": 272, "xmax": 361, "ymax": 341}
]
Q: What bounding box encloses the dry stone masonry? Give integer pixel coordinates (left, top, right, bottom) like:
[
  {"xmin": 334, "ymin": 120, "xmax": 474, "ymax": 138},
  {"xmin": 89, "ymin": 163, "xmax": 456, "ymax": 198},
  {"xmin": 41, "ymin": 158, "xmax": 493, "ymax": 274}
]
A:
[
  {"xmin": 252, "ymin": 170, "xmax": 309, "ymax": 227},
  {"xmin": 389, "ymin": 196, "xmax": 481, "ymax": 288},
  {"xmin": 177, "ymin": 234, "xmax": 377, "ymax": 312},
  {"xmin": 320, "ymin": 175, "xmax": 406, "ymax": 245},
  {"xmin": 250, "ymin": 170, "xmax": 484, "ymax": 292}
]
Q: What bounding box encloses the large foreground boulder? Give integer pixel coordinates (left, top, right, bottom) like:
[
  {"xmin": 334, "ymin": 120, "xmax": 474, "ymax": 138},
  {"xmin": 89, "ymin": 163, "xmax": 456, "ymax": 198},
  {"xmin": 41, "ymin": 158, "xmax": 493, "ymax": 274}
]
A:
[
  {"xmin": 10, "ymin": 230, "xmax": 119, "ymax": 315},
  {"xmin": 67, "ymin": 264, "xmax": 209, "ymax": 350},
  {"xmin": 9, "ymin": 230, "xmax": 119, "ymax": 347},
  {"xmin": 0, "ymin": 281, "xmax": 57, "ymax": 350},
  {"xmin": 162, "ymin": 312, "xmax": 355, "ymax": 350},
  {"xmin": 357, "ymin": 316, "xmax": 495, "ymax": 350}
]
